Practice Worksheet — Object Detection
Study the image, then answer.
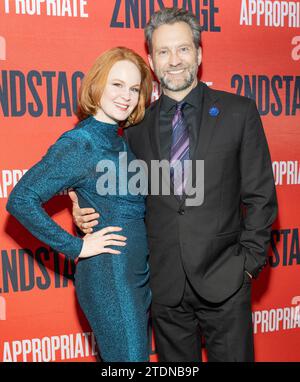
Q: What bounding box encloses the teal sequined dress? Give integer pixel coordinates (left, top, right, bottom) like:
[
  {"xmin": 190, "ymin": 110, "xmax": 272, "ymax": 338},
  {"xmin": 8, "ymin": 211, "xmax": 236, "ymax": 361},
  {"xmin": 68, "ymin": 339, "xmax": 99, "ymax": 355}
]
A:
[{"xmin": 7, "ymin": 116, "xmax": 151, "ymax": 362}]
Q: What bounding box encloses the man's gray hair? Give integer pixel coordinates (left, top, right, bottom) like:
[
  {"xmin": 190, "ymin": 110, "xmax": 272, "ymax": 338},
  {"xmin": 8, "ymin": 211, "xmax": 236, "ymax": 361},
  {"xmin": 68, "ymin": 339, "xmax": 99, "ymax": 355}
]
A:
[{"xmin": 144, "ymin": 8, "xmax": 202, "ymax": 54}]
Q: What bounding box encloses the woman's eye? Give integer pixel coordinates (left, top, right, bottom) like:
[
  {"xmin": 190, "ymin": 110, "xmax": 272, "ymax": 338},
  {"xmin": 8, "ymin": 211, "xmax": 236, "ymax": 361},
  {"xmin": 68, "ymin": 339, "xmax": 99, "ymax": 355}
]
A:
[
  {"xmin": 113, "ymin": 83, "xmax": 122, "ymax": 87},
  {"xmin": 131, "ymin": 88, "xmax": 140, "ymax": 93}
]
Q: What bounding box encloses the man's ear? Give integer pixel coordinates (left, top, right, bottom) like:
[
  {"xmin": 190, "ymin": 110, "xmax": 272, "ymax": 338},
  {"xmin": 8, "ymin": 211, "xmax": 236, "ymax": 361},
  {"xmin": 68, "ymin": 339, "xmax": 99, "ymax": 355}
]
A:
[
  {"xmin": 148, "ymin": 54, "xmax": 154, "ymax": 72},
  {"xmin": 197, "ymin": 47, "xmax": 202, "ymax": 66}
]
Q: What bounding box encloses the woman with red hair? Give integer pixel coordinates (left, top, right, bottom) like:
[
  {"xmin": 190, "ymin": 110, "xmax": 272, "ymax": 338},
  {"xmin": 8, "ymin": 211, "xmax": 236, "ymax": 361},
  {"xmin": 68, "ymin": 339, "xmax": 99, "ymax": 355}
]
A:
[{"xmin": 7, "ymin": 47, "xmax": 153, "ymax": 362}]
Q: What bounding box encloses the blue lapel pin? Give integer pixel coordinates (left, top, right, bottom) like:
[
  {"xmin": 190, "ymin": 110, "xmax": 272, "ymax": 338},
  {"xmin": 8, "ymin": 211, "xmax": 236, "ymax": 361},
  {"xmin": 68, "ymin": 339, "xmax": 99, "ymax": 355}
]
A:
[{"xmin": 209, "ymin": 106, "xmax": 219, "ymax": 117}]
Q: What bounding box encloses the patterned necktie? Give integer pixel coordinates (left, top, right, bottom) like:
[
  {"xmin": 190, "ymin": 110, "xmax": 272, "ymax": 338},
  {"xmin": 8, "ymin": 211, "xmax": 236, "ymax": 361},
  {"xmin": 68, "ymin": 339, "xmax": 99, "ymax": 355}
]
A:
[{"xmin": 170, "ymin": 102, "xmax": 190, "ymax": 196}]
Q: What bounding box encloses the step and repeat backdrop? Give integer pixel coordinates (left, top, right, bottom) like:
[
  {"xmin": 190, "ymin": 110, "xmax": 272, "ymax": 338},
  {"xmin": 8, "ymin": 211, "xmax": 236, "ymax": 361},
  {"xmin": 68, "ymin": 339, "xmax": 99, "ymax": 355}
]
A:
[{"xmin": 0, "ymin": 0, "xmax": 299, "ymax": 362}]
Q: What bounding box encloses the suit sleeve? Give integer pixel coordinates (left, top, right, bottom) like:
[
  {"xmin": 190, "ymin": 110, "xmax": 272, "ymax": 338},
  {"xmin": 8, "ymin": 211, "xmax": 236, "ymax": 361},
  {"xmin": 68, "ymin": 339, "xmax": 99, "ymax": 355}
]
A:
[
  {"xmin": 239, "ymin": 99, "xmax": 278, "ymax": 278},
  {"xmin": 6, "ymin": 135, "xmax": 88, "ymax": 260}
]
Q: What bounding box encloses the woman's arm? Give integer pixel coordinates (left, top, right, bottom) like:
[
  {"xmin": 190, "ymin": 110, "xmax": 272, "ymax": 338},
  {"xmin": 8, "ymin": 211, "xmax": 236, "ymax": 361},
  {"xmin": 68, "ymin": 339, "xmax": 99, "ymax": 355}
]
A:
[{"xmin": 6, "ymin": 134, "xmax": 90, "ymax": 260}]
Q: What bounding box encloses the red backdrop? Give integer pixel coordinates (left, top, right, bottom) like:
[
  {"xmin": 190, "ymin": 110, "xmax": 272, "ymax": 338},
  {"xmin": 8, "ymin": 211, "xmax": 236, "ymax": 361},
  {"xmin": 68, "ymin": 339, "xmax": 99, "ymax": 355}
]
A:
[{"xmin": 0, "ymin": 0, "xmax": 299, "ymax": 362}]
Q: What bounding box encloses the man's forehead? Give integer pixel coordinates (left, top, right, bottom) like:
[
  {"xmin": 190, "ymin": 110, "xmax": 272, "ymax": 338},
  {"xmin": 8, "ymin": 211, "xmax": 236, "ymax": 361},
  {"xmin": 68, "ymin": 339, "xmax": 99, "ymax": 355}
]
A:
[
  {"xmin": 151, "ymin": 22, "xmax": 194, "ymax": 48},
  {"xmin": 152, "ymin": 21, "xmax": 193, "ymax": 35}
]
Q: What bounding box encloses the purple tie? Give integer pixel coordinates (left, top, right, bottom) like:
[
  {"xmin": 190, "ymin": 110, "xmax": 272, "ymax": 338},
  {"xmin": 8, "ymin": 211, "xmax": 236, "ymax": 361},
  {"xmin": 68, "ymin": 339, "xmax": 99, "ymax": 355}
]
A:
[{"xmin": 170, "ymin": 102, "xmax": 190, "ymax": 196}]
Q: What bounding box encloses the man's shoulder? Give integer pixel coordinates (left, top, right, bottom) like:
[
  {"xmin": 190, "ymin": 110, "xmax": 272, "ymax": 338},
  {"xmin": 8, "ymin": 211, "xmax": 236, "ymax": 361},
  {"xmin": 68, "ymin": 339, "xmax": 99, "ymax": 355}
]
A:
[
  {"xmin": 145, "ymin": 97, "xmax": 160, "ymax": 117},
  {"xmin": 126, "ymin": 98, "xmax": 160, "ymax": 137},
  {"xmin": 207, "ymin": 85, "xmax": 255, "ymax": 109}
]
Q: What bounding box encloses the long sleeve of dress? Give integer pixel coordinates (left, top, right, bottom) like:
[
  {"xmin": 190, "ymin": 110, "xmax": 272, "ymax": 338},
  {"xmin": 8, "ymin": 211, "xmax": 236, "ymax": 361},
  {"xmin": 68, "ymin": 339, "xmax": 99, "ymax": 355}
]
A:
[{"xmin": 6, "ymin": 132, "xmax": 91, "ymax": 260}]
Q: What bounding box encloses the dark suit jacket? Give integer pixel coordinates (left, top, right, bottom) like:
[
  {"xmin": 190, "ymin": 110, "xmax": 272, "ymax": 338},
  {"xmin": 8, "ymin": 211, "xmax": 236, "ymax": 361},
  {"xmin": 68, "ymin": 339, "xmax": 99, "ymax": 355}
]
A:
[{"xmin": 125, "ymin": 82, "xmax": 277, "ymax": 305}]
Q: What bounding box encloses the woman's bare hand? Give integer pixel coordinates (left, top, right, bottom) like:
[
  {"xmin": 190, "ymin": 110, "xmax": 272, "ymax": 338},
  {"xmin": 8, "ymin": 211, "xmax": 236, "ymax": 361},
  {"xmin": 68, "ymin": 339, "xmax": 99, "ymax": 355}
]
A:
[{"xmin": 79, "ymin": 226, "xmax": 127, "ymax": 258}]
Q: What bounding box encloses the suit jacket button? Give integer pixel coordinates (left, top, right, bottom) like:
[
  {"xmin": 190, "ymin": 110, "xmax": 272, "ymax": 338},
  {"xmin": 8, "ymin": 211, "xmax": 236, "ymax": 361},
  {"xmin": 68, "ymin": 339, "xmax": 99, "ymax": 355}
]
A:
[{"xmin": 178, "ymin": 209, "xmax": 185, "ymax": 215}]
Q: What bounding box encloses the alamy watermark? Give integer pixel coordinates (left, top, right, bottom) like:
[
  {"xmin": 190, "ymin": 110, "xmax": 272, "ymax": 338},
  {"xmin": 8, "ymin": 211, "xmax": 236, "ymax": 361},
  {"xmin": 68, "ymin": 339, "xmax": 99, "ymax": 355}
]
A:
[{"xmin": 95, "ymin": 152, "xmax": 204, "ymax": 207}]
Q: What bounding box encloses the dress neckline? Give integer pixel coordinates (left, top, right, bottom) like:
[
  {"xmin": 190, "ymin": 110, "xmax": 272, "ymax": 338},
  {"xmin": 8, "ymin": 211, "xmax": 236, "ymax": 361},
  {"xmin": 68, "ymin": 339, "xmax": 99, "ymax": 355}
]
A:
[{"xmin": 89, "ymin": 116, "xmax": 120, "ymax": 138}]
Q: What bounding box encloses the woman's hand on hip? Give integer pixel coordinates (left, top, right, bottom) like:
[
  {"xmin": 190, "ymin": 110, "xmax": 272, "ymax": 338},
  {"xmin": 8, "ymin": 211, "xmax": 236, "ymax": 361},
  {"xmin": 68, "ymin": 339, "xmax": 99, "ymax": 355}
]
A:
[{"xmin": 78, "ymin": 227, "xmax": 127, "ymax": 258}]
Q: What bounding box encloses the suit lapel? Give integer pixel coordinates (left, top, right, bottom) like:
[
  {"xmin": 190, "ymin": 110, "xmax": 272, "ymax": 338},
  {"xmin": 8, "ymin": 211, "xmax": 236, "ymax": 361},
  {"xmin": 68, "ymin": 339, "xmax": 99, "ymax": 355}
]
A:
[
  {"xmin": 182, "ymin": 85, "xmax": 221, "ymax": 204},
  {"xmin": 148, "ymin": 97, "xmax": 162, "ymax": 161},
  {"xmin": 195, "ymin": 85, "xmax": 221, "ymax": 160},
  {"xmin": 148, "ymin": 97, "xmax": 182, "ymax": 202}
]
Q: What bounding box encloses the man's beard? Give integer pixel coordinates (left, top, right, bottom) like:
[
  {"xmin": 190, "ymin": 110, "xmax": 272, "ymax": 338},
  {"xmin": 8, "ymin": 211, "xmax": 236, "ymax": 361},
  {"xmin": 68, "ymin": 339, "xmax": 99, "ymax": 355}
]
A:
[{"xmin": 158, "ymin": 64, "xmax": 198, "ymax": 92}]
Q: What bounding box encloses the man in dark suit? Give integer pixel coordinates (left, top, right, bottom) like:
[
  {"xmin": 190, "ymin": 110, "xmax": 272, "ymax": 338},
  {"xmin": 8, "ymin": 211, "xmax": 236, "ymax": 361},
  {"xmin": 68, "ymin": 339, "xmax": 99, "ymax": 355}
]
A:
[{"xmin": 71, "ymin": 8, "xmax": 277, "ymax": 361}]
